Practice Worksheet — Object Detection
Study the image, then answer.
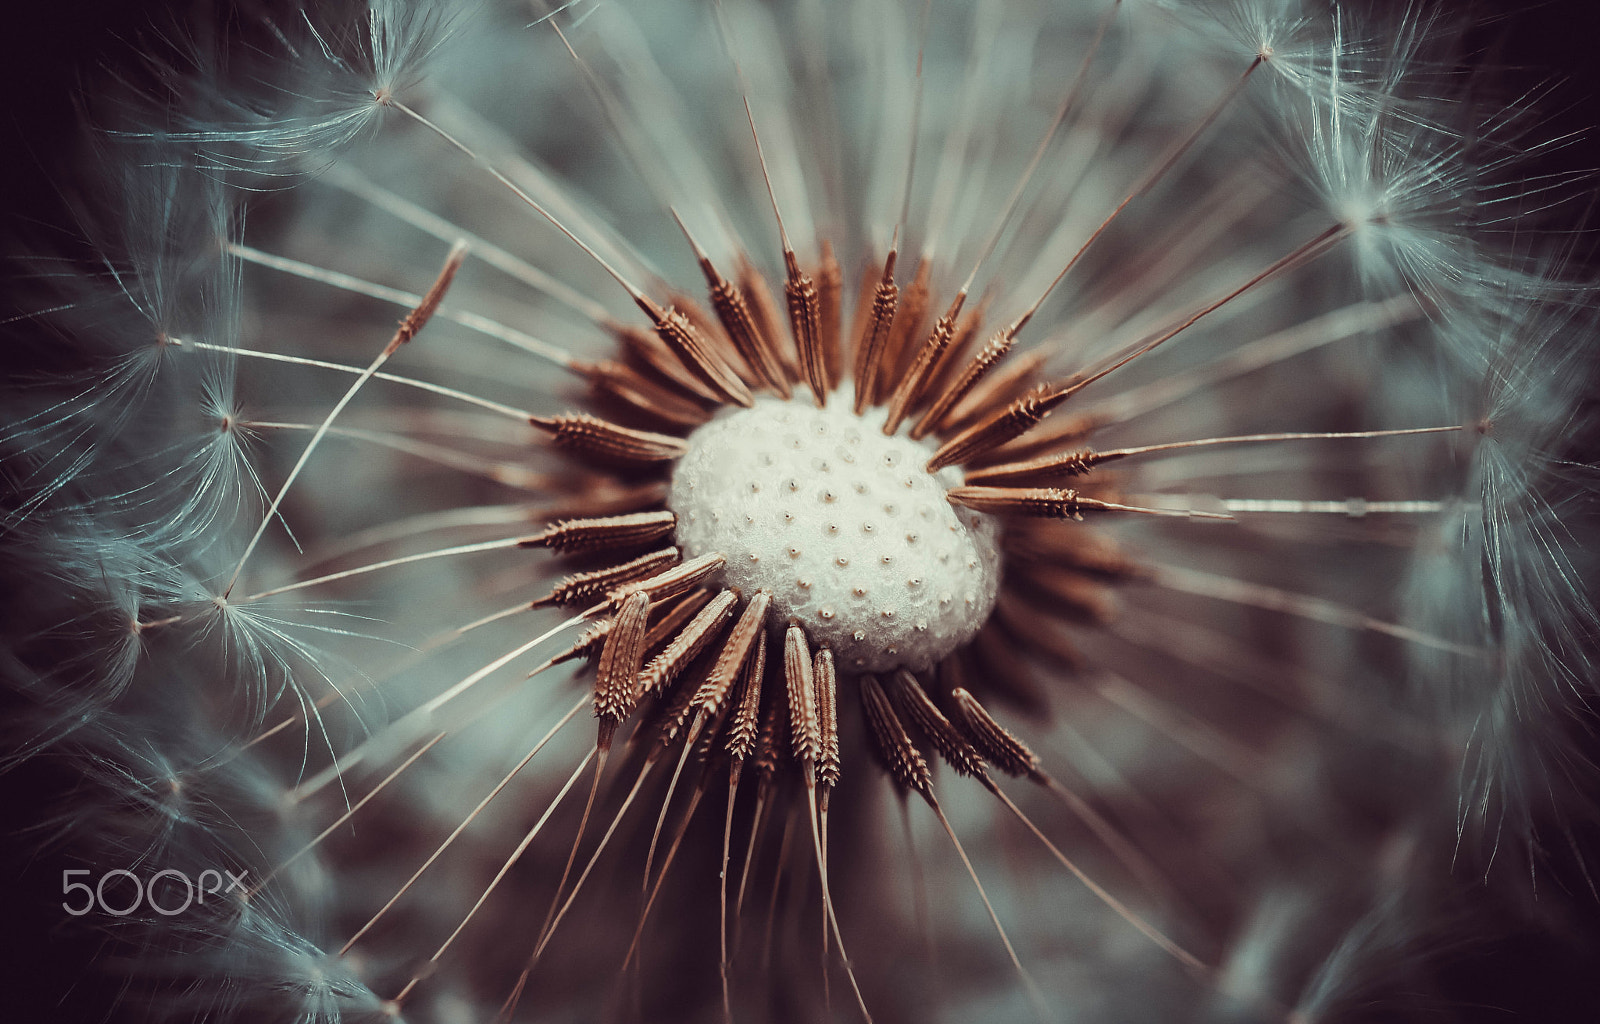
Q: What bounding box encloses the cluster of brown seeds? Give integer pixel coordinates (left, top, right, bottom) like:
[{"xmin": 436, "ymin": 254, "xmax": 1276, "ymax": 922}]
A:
[
  {"xmin": 472, "ymin": 217, "xmax": 1183, "ymax": 1014},
  {"xmin": 525, "ymin": 234, "xmax": 1148, "ymax": 770}
]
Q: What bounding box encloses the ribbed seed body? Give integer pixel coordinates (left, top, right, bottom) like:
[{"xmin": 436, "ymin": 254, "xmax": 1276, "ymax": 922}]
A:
[
  {"xmin": 538, "ymin": 547, "xmax": 680, "ymax": 607},
  {"xmin": 525, "ymin": 511, "xmax": 677, "ymax": 553},
  {"xmin": 886, "ymin": 670, "xmax": 987, "ymax": 778},
  {"xmin": 950, "ymin": 687, "xmax": 1040, "ymax": 779},
  {"xmin": 860, "ymin": 674, "xmax": 931, "ymax": 795},
  {"xmin": 531, "ymin": 413, "xmax": 691, "ymax": 464}
]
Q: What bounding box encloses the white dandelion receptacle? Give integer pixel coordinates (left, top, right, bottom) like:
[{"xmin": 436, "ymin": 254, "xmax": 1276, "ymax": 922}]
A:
[{"xmin": 668, "ymin": 397, "xmax": 1002, "ymax": 674}]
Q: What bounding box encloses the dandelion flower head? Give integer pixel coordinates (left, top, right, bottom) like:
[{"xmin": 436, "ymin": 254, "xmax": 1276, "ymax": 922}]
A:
[{"xmin": 3, "ymin": 1, "xmax": 1598, "ymax": 1022}]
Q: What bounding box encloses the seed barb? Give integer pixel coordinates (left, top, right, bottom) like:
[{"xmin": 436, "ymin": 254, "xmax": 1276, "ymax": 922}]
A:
[
  {"xmin": 711, "ymin": 277, "xmax": 790, "ymax": 397},
  {"xmin": 784, "ymin": 624, "xmax": 822, "ymax": 766},
  {"xmin": 604, "ymin": 551, "xmax": 728, "ymax": 609},
  {"xmin": 814, "ymin": 645, "xmax": 839, "ymax": 979},
  {"xmin": 852, "ymin": 249, "xmax": 900, "ymax": 414},
  {"xmin": 594, "ymin": 590, "xmax": 651, "ymax": 744},
  {"xmin": 962, "ymin": 449, "xmax": 1099, "ymax": 485},
  {"xmin": 883, "ymin": 292, "xmax": 964, "ymax": 435},
  {"xmin": 529, "ymin": 412, "xmax": 690, "ymax": 464},
  {"xmin": 860, "ymin": 674, "xmax": 932, "ymax": 795},
  {"xmin": 388, "ymin": 240, "xmax": 469, "ymax": 354},
  {"xmin": 534, "ymin": 547, "xmax": 681, "ymax": 608},
  {"xmin": 614, "ymin": 323, "xmax": 724, "ymax": 403},
  {"xmin": 644, "ymin": 588, "xmax": 715, "ymax": 652},
  {"xmin": 886, "ymin": 670, "xmax": 986, "ymax": 778},
  {"xmin": 949, "ymin": 687, "xmax": 1041, "ymax": 779},
  {"xmin": 984, "ymin": 411, "xmax": 1107, "ymax": 464},
  {"xmin": 672, "ymin": 210, "xmax": 791, "ymax": 397},
  {"xmin": 815, "ymin": 649, "xmax": 841, "ymax": 789},
  {"xmin": 739, "ymin": 87, "xmax": 822, "ymax": 404},
  {"xmin": 948, "ymin": 486, "xmax": 1233, "ymax": 520},
  {"xmin": 928, "ymin": 385, "xmax": 1060, "ymax": 471},
  {"xmin": 956, "ymin": 681, "xmax": 1181, "ymax": 906},
  {"xmin": 942, "ymin": 349, "xmax": 1050, "ymax": 436},
  {"xmin": 522, "ymin": 510, "xmax": 677, "ymax": 553},
  {"xmin": 977, "ymin": 425, "xmax": 1467, "ymax": 485},
  {"xmin": 656, "ymin": 666, "xmax": 709, "ymax": 745},
  {"xmin": 753, "ymin": 683, "xmax": 787, "ymax": 782},
  {"xmin": 651, "ymin": 304, "xmax": 756, "ymax": 408},
  {"xmin": 924, "ymin": 293, "xmax": 989, "ymax": 395},
  {"xmin": 911, "ymin": 324, "xmax": 1015, "ymax": 439},
  {"xmin": 527, "ymin": 618, "xmax": 613, "ymax": 676},
  {"xmin": 670, "ymin": 291, "xmax": 740, "ymax": 367},
  {"xmin": 726, "ymin": 626, "xmax": 768, "ymax": 760},
  {"xmin": 784, "ymin": 251, "xmax": 828, "ymax": 406},
  {"xmin": 639, "ymin": 588, "xmax": 741, "ymax": 696},
  {"xmin": 691, "ymin": 591, "xmax": 771, "ymax": 717}
]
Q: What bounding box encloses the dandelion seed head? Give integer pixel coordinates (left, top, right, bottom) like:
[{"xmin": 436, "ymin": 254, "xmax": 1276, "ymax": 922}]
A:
[
  {"xmin": 5, "ymin": 0, "xmax": 1599, "ymax": 1020},
  {"xmin": 670, "ymin": 395, "xmax": 1001, "ymax": 671}
]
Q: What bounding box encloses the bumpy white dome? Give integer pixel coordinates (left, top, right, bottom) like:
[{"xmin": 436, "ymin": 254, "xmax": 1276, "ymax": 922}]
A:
[{"xmin": 668, "ymin": 396, "xmax": 1001, "ymax": 673}]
